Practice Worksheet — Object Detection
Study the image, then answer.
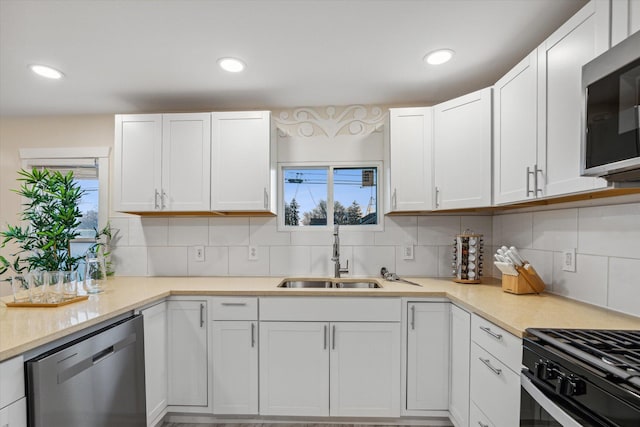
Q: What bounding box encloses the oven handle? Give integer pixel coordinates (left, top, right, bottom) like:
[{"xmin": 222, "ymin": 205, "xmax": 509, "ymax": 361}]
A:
[{"xmin": 521, "ymin": 372, "xmax": 583, "ymax": 427}]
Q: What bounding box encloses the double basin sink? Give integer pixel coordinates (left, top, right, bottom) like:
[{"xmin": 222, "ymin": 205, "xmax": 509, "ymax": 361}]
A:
[{"xmin": 278, "ymin": 278, "xmax": 382, "ymax": 289}]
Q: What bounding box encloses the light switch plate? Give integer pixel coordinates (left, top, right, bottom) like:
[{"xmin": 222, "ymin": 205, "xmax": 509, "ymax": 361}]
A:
[
  {"xmin": 562, "ymin": 248, "xmax": 576, "ymax": 272},
  {"xmin": 194, "ymin": 245, "xmax": 205, "ymax": 262},
  {"xmin": 248, "ymin": 245, "xmax": 259, "ymax": 261},
  {"xmin": 402, "ymin": 244, "xmax": 414, "ymax": 260}
]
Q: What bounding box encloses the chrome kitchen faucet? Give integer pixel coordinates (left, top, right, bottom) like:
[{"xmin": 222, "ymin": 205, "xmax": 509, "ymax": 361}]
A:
[{"xmin": 332, "ymin": 224, "xmax": 349, "ymax": 278}]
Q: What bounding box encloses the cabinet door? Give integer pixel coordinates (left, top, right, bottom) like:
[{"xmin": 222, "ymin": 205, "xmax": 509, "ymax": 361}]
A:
[
  {"xmin": 259, "ymin": 322, "xmax": 329, "ymax": 416},
  {"xmin": 389, "ymin": 108, "xmax": 434, "ymax": 211},
  {"xmin": 162, "ymin": 113, "xmax": 211, "ymax": 211},
  {"xmin": 167, "ymin": 300, "xmax": 208, "ymax": 407},
  {"xmin": 449, "ymin": 305, "xmax": 471, "ymax": 427},
  {"xmin": 0, "ymin": 397, "xmax": 26, "ymax": 427},
  {"xmin": 493, "ymin": 51, "xmax": 538, "ymax": 204},
  {"xmin": 612, "ymin": 0, "xmax": 640, "ymax": 46},
  {"xmin": 434, "ymin": 88, "xmax": 492, "ymax": 209},
  {"xmin": 212, "ymin": 321, "xmax": 258, "ymax": 414},
  {"xmin": 211, "ymin": 111, "xmax": 274, "ymax": 212},
  {"xmin": 406, "ymin": 302, "xmax": 450, "ymax": 411},
  {"xmin": 142, "ymin": 302, "xmax": 168, "ymax": 425},
  {"xmin": 114, "ymin": 114, "xmax": 162, "ymax": 212},
  {"xmin": 329, "ymin": 322, "xmax": 400, "ymax": 417},
  {"xmin": 539, "ymin": 1, "xmax": 609, "ymax": 197}
]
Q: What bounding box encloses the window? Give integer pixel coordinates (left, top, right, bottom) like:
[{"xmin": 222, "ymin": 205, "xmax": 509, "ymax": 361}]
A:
[
  {"xmin": 20, "ymin": 147, "xmax": 110, "ymax": 261},
  {"xmin": 281, "ymin": 164, "xmax": 380, "ymax": 229}
]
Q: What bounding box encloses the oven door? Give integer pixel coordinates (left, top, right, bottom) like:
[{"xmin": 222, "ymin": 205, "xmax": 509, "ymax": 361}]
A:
[{"xmin": 520, "ymin": 373, "xmax": 593, "ymax": 427}]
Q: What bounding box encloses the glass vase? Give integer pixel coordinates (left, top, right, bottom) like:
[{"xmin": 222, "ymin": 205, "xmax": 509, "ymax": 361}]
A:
[{"xmin": 84, "ymin": 255, "xmax": 106, "ymax": 294}]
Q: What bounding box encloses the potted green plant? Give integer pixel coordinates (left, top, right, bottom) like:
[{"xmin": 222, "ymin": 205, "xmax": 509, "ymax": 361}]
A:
[{"xmin": 0, "ymin": 168, "xmax": 85, "ymax": 278}]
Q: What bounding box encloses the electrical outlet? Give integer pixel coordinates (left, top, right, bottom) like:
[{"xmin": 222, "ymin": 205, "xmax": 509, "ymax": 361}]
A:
[
  {"xmin": 194, "ymin": 245, "xmax": 205, "ymax": 262},
  {"xmin": 562, "ymin": 248, "xmax": 576, "ymax": 272},
  {"xmin": 248, "ymin": 245, "xmax": 259, "ymax": 261},
  {"xmin": 402, "ymin": 244, "xmax": 414, "ymax": 260}
]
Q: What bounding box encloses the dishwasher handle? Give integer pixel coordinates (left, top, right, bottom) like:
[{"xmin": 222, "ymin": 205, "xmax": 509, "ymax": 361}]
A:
[{"xmin": 92, "ymin": 345, "xmax": 114, "ymax": 364}]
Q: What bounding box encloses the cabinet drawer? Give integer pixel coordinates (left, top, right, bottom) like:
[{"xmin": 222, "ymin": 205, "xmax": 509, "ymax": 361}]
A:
[
  {"xmin": 211, "ymin": 297, "xmax": 258, "ymax": 320},
  {"xmin": 0, "ymin": 397, "xmax": 27, "ymax": 427},
  {"xmin": 470, "ymin": 401, "xmax": 495, "ymax": 427},
  {"xmin": 470, "ymin": 343, "xmax": 520, "ymax": 427},
  {"xmin": 0, "ymin": 356, "xmax": 24, "ymax": 409},
  {"xmin": 471, "ymin": 314, "xmax": 522, "ymax": 372},
  {"xmin": 260, "ymin": 297, "xmax": 401, "ymax": 322}
]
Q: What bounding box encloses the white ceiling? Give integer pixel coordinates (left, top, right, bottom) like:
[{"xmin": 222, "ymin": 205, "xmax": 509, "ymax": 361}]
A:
[{"xmin": 0, "ymin": 0, "xmax": 588, "ymax": 117}]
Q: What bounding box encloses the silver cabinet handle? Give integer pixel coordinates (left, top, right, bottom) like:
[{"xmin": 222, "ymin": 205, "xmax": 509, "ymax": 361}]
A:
[
  {"xmin": 332, "ymin": 325, "xmax": 336, "ymax": 350},
  {"xmin": 251, "ymin": 322, "xmax": 255, "ymax": 348},
  {"xmin": 199, "ymin": 303, "xmax": 205, "ymax": 328},
  {"xmin": 323, "ymin": 325, "xmax": 328, "ymax": 350},
  {"xmin": 535, "ymin": 164, "xmax": 543, "ymax": 195},
  {"xmin": 479, "ymin": 357, "xmax": 502, "ymax": 376},
  {"xmin": 161, "ymin": 190, "xmax": 167, "ymax": 209},
  {"xmin": 392, "ymin": 188, "xmax": 397, "ymax": 210},
  {"xmin": 526, "ymin": 166, "xmax": 535, "ymax": 197},
  {"xmin": 410, "ymin": 305, "xmax": 416, "ymax": 330},
  {"xmin": 435, "ymin": 186, "xmax": 440, "ymax": 208},
  {"xmin": 479, "ymin": 325, "xmax": 503, "ymax": 340},
  {"xmin": 264, "ymin": 188, "xmax": 269, "ymax": 210},
  {"xmin": 154, "ymin": 189, "xmax": 160, "ymax": 209},
  {"xmin": 221, "ymin": 302, "xmax": 247, "ymax": 306},
  {"xmin": 478, "ymin": 421, "xmax": 489, "ymax": 427}
]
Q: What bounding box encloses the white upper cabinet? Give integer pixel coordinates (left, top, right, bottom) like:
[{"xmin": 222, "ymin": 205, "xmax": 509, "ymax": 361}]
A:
[
  {"xmin": 211, "ymin": 111, "xmax": 276, "ymax": 213},
  {"xmin": 114, "ymin": 114, "xmax": 162, "ymax": 212},
  {"xmin": 494, "ymin": 0, "xmax": 612, "ymax": 204},
  {"xmin": 162, "ymin": 114, "xmax": 212, "ymax": 211},
  {"xmin": 538, "ymin": 0, "xmax": 609, "ymax": 197},
  {"xmin": 611, "ymin": 0, "xmax": 640, "ymax": 46},
  {"xmin": 493, "ymin": 51, "xmax": 539, "ymax": 205},
  {"xmin": 388, "ymin": 107, "xmax": 434, "ymax": 212},
  {"xmin": 434, "ymin": 88, "xmax": 492, "ymax": 209},
  {"xmin": 114, "ymin": 113, "xmax": 211, "ymax": 212}
]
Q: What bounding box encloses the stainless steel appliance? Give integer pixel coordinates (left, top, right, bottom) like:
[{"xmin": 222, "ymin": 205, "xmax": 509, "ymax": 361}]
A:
[
  {"xmin": 521, "ymin": 328, "xmax": 640, "ymax": 426},
  {"xmin": 581, "ymin": 30, "xmax": 640, "ymax": 181},
  {"xmin": 26, "ymin": 315, "xmax": 146, "ymax": 427}
]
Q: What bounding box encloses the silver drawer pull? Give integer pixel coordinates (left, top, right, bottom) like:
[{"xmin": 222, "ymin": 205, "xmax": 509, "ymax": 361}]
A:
[
  {"xmin": 323, "ymin": 325, "xmax": 328, "ymax": 350},
  {"xmin": 480, "ymin": 325, "xmax": 503, "ymax": 340},
  {"xmin": 251, "ymin": 322, "xmax": 256, "ymax": 347},
  {"xmin": 478, "ymin": 421, "xmax": 489, "ymax": 427},
  {"xmin": 479, "ymin": 357, "xmax": 502, "ymax": 376},
  {"xmin": 221, "ymin": 302, "xmax": 247, "ymax": 306}
]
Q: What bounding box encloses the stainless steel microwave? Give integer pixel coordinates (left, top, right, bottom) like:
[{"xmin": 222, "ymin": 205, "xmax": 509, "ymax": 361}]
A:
[{"xmin": 581, "ymin": 30, "xmax": 640, "ymax": 181}]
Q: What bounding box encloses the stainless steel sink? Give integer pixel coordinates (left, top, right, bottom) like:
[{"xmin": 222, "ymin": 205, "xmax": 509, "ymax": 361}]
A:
[
  {"xmin": 278, "ymin": 280, "xmax": 332, "ymax": 288},
  {"xmin": 334, "ymin": 281, "xmax": 381, "ymax": 288},
  {"xmin": 278, "ymin": 279, "xmax": 381, "ymax": 289}
]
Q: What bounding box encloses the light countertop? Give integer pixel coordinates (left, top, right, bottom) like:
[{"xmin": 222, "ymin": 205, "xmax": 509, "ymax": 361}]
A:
[{"xmin": 1, "ymin": 276, "xmax": 638, "ymax": 362}]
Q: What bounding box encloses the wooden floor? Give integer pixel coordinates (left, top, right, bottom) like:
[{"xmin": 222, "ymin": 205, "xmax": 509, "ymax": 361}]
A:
[{"xmin": 164, "ymin": 424, "xmax": 420, "ymax": 427}]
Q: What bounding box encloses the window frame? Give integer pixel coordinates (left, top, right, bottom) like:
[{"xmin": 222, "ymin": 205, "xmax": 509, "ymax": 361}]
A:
[
  {"xmin": 278, "ymin": 161, "xmax": 383, "ymax": 232},
  {"xmin": 19, "ymin": 147, "xmax": 111, "ymax": 234}
]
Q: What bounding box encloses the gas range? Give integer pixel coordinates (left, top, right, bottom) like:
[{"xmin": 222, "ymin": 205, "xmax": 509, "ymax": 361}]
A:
[{"xmin": 521, "ymin": 328, "xmax": 640, "ymax": 427}]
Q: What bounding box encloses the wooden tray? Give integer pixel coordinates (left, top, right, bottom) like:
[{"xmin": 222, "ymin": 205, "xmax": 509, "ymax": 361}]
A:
[{"xmin": 5, "ymin": 295, "xmax": 89, "ymax": 307}]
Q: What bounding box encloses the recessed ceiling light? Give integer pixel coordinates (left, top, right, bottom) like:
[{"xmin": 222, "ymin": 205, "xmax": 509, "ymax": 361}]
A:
[
  {"xmin": 218, "ymin": 57, "xmax": 246, "ymax": 73},
  {"xmin": 29, "ymin": 64, "xmax": 64, "ymax": 79},
  {"xmin": 424, "ymin": 49, "xmax": 455, "ymax": 65}
]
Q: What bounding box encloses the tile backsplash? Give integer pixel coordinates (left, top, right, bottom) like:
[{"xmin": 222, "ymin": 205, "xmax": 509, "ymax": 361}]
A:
[
  {"xmin": 110, "ymin": 200, "xmax": 640, "ymax": 317},
  {"xmin": 493, "ymin": 201, "xmax": 640, "ymax": 317},
  {"xmin": 110, "ymin": 215, "xmax": 493, "ymax": 280}
]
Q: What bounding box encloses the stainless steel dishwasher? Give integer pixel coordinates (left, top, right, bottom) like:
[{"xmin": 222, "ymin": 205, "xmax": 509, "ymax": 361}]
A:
[{"xmin": 26, "ymin": 315, "xmax": 146, "ymax": 427}]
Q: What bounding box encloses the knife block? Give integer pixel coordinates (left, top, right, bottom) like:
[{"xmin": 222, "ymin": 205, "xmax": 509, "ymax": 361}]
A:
[{"xmin": 501, "ymin": 263, "xmax": 545, "ymax": 295}]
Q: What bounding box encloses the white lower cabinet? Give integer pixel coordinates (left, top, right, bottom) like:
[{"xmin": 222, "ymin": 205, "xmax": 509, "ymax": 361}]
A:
[
  {"xmin": 259, "ymin": 297, "xmax": 401, "ymax": 417},
  {"xmin": 0, "ymin": 397, "xmax": 26, "ymax": 427},
  {"xmin": 469, "ymin": 314, "xmax": 522, "ymax": 427},
  {"xmin": 141, "ymin": 302, "xmax": 168, "ymax": 426},
  {"xmin": 449, "ymin": 305, "xmax": 471, "ymax": 427},
  {"xmin": 330, "ymin": 322, "xmax": 401, "ymax": 417},
  {"xmin": 167, "ymin": 299, "xmax": 209, "ymax": 409},
  {"xmin": 260, "ymin": 321, "xmax": 400, "ymax": 417},
  {"xmin": 470, "ymin": 401, "xmax": 495, "ymax": 427},
  {"xmin": 0, "ymin": 356, "xmax": 26, "ymax": 427},
  {"xmin": 211, "ymin": 297, "xmax": 259, "ymax": 415},
  {"xmin": 406, "ymin": 302, "xmax": 450, "ymax": 411},
  {"xmin": 259, "ymin": 321, "xmax": 330, "ymax": 416}
]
